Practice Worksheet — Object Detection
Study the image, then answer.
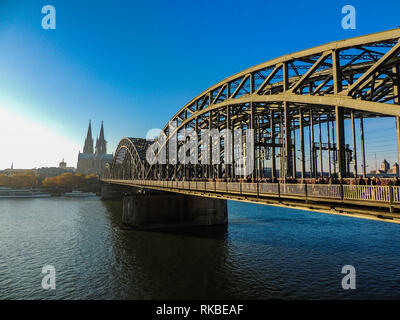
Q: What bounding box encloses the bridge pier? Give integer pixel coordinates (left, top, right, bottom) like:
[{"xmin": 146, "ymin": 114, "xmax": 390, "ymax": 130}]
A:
[
  {"xmin": 101, "ymin": 183, "xmax": 135, "ymax": 200},
  {"xmin": 122, "ymin": 191, "xmax": 228, "ymax": 230}
]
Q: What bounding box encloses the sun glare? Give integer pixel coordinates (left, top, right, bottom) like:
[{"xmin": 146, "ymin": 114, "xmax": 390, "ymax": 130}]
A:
[{"xmin": 0, "ymin": 107, "xmax": 80, "ymax": 170}]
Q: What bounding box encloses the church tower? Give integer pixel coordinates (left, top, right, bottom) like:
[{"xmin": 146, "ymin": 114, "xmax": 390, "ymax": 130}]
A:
[
  {"xmin": 95, "ymin": 135, "xmax": 100, "ymax": 155},
  {"xmin": 83, "ymin": 120, "xmax": 94, "ymax": 154},
  {"xmin": 77, "ymin": 120, "xmax": 112, "ymax": 175},
  {"xmin": 97, "ymin": 121, "xmax": 107, "ymax": 154}
]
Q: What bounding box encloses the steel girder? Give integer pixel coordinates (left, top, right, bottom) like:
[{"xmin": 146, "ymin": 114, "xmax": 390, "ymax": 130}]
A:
[
  {"xmin": 108, "ymin": 29, "xmax": 400, "ymax": 181},
  {"xmin": 108, "ymin": 138, "xmax": 152, "ymax": 180}
]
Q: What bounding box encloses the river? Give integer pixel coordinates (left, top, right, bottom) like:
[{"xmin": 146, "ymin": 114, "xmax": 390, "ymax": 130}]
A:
[{"xmin": 0, "ymin": 197, "xmax": 399, "ymax": 299}]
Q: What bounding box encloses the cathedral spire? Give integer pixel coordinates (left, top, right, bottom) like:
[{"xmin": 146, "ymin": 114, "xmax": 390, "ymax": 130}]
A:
[
  {"xmin": 83, "ymin": 120, "xmax": 94, "ymax": 154},
  {"xmin": 98, "ymin": 121, "xmax": 107, "ymax": 154},
  {"xmin": 95, "ymin": 135, "xmax": 100, "ymax": 155}
]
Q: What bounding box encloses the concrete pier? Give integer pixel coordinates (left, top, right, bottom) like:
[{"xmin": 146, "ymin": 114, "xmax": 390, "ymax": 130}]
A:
[
  {"xmin": 101, "ymin": 183, "xmax": 135, "ymax": 200},
  {"xmin": 122, "ymin": 191, "xmax": 228, "ymax": 230}
]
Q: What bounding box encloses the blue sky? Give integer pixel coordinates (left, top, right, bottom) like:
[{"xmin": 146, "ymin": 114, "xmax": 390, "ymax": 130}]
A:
[{"xmin": 0, "ymin": 0, "xmax": 399, "ymax": 169}]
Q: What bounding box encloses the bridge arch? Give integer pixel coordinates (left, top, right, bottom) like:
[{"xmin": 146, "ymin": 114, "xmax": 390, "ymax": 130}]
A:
[
  {"xmin": 106, "ymin": 138, "xmax": 152, "ymax": 180},
  {"xmin": 107, "ymin": 29, "xmax": 400, "ymax": 181}
]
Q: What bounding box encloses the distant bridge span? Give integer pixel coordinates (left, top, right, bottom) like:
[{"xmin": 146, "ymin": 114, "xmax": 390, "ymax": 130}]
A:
[{"xmin": 102, "ymin": 29, "xmax": 400, "ymax": 224}]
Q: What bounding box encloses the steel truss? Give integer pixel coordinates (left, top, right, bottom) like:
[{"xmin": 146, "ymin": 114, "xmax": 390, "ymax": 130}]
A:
[{"xmin": 105, "ymin": 29, "xmax": 400, "ymax": 181}]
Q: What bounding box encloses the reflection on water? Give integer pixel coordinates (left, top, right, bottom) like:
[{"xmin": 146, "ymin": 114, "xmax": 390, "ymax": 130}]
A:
[{"xmin": 0, "ymin": 197, "xmax": 399, "ymax": 299}]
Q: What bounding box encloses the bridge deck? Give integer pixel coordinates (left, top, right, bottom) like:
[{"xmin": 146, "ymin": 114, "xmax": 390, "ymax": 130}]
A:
[{"xmin": 102, "ymin": 179, "xmax": 400, "ymax": 223}]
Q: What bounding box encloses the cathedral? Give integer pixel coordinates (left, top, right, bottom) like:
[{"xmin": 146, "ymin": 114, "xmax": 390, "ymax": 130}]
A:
[{"xmin": 76, "ymin": 121, "xmax": 113, "ymax": 175}]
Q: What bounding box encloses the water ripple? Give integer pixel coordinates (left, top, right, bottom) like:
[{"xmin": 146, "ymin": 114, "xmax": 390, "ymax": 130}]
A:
[{"xmin": 0, "ymin": 198, "xmax": 399, "ymax": 299}]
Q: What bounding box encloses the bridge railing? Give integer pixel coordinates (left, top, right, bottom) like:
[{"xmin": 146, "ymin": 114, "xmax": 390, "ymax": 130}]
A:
[
  {"xmin": 279, "ymin": 184, "xmax": 307, "ymax": 197},
  {"xmin": 198, "ymin": 181, "xmax": 207, "ymax": 191},
  {"xmin": 259, "ymin": 183, "xmax": 279, "ymax": 195},
  {"xmin": 126, "ymin": 179, "xmax": 400, "ymax": 207},
  {"xmin": 393, "ymin": 186, "xmax": 400, "ymax": 203},
  {"xmin": 216, "ymin": 181, "xmax": 227, "ymax": 192},
  {"xmin": 342, "ymin": 185, "xmax": 390, "ymax": 202},
  {"xmin": 206, "ymin": 181, "xmax": 215, "ymax": 191},
  {"xmin": 241, "ymin": 183, "xmax": 258, "ymax": 195},
  {"xmin": 227, "ymin": 182, "xmax": 241, "ymax": 194},
  {"xmin": 307, "ymin": 184, "xmax": 342, "ymax": 199}
]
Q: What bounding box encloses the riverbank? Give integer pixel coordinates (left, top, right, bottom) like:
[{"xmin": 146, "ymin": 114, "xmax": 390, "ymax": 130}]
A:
[
  {"xmin": 41, "ymin": 185, "xmax": 101, "ymax": 196},
  {"xmin": 0, "ymin": 184, "xmax": 101, "ymax": 197}
]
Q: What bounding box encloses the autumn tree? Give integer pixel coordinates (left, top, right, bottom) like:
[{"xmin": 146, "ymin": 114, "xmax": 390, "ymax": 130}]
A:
[
  {"xmin": 42, "ymin": 173, "xmax": 99, "ymax": 188},
  {"xmin": 0, "ymin": 173, "xmax": 38, "ymax": 188}
]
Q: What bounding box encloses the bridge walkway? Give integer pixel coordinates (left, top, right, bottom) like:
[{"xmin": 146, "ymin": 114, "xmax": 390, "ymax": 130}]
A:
[{"xmin": 102, "ymin": 179, "xmax": 400, "ymax": 223}]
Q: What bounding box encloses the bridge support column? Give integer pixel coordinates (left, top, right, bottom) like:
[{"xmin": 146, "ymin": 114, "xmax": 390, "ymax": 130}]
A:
[
  {"xmin": 318, "ymin": 115, "xmax": 323, "ymax": 177},
  {"xmin": 394, "ymin": 65, "xmax": 400, "ymax": 175},
  {"xmin": 396, "ymin": 117, "xmax": 400, "ymax": 177},
  {"xmin": 335, "ymin": 106, "xmax": 346, "ymax": 179},
  {"xmin": 310, "ymin": 109, "xmax": 316, "ymax": 178},
  {"xmin": 270, "ymin": 110, "xmax": 276, "ymax": 179},
  {"xmin": 284, "ymin": 102, "xmax": 292, "ymax": 178},
  {"xmin": 327, "ymin": 115, "xmax": 332, "ymax": 177},
  {"xmin": 332, "ymin": 119, "xmax": 337, "ymax": 177},
  {"xmin": 299, "ymin": 108, "xmax": 305, "ymax": 180},
  {"xmin": 122, "ymin": 191, "xmax": 228, "ymax": 230},
  {"xmin": 351, "ymin": 111, "xmax": 358, "ymax": 178},
  {"xmin": 101, "ymin": 183, "xmax": 134, "ymax": 200},
  {"xmin": 292, "ymin": 118, "xmax": 297, "ymax": 179}
]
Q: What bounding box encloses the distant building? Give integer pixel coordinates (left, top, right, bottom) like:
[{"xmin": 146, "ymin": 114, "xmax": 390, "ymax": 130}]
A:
[
  {"xmin": 36, "ymin": 166, "xmax": 74, "ymax": 178},
  {"xmin": 76, "ymin": 121, "xmax": 113, "ymax": 175},
  {"xmin": 59, "ymin": 159, "xmax": 67, "ymax": 169},
  {"xmin": 0, "ymin": 168, "xmax": 36, "ymax": 176},
  {"xmin": 380, "ymin": 159, "xmax": 390, "ymax": 174},
  {"xmin": 388, "ymin": 163, "xmax": 399, "ymax": 175},
  {"xmin": 0, "ymin": 160, "xmax": 74, "ymax": 178},
  {"xmin": 369, "ymin": 160, "xmax": 399, "ymax": 176}
]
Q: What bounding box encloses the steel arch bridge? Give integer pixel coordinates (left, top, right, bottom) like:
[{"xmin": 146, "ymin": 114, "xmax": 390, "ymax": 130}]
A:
[{"xmin": 104, "ymin": 29, "xmax": 400, "ymax": 184}]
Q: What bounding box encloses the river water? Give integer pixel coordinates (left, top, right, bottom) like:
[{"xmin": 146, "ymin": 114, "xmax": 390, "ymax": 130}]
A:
[{"xmin": 0, "ymin": 197, "xmax": 399, "ymax": 300}]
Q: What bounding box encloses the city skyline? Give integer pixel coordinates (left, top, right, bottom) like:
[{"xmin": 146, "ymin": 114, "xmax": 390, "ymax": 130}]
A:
[{"xmin": 1, "ymin": 0, "xmax": 400, "ymax": 170}]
